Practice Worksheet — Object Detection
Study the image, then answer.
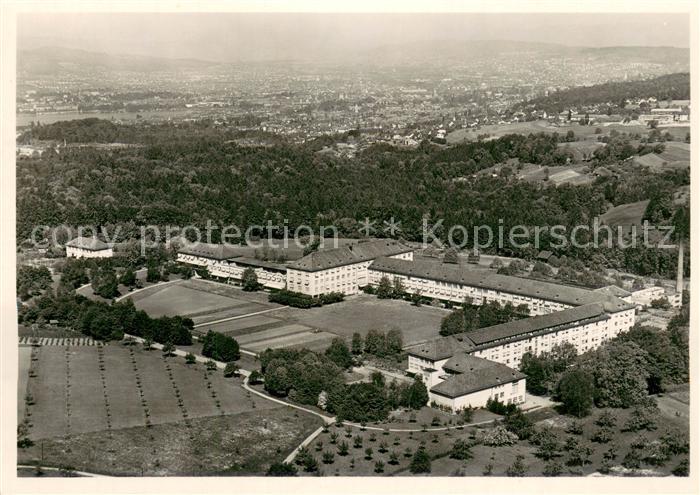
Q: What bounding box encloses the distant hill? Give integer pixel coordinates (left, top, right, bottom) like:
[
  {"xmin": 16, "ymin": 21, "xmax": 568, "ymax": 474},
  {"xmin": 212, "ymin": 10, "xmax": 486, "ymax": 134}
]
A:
[
  {"xmin": 18, "ymin": 46, "xmax": 216, "ymax": 75},
  {"xmin": 513, "ymin": 72, "xmax": 690, "ymax": 113},
  {"xmin": 357, "ymin": 40, "xmax": 689, "ymax": 67}
]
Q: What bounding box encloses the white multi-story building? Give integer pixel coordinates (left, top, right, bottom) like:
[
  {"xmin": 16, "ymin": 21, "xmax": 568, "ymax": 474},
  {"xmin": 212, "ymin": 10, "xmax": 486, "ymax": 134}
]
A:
[
  {"xmin": 176, "ymin": 243, "xmax": 287, "ymax": 289},
  {"xmin": 368, "ymin": 257, "xmax": 633, "ymax": 317},
  {"xmin": 286, "ymin": 240, "xmax": 413, "ymax": 296},
  {"xmin": 65, "ymin": 237, "xmax": 113, "ymax": 259},
  {"xmin": 408, "ymin": 300, "xmax": 635, "ymax": 411},
  {"xmin": 367, "ymin": 257, "xmax": 637, "ymax": 411}
]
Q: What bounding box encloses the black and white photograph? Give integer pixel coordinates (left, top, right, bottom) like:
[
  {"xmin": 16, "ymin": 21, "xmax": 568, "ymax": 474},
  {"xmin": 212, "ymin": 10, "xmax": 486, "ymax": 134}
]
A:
[{"xmin": 1, "ymin": 1, "xmax": 697, "ymax": 493}]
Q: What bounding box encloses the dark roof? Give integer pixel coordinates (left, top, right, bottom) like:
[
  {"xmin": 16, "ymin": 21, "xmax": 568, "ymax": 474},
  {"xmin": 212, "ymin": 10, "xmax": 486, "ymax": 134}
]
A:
[
  {"xmin": 594, "ymin": 285, "xmax": 632, "ymax": 298},
  {"xmin": 288, "ymin": 239, "xmax": 412, "ymax": 272},
  {"xmin": 443, "ymin": 353, "xmax": 496, "ymax": 373},
  {"xmin": 460, "ymin": 303, "xmax": 607, "ymax": 347},
  {"xmin": 369, "ymin": 257, "xmax": 633, "ymax": 313},
  {"xmin": 407, "ymin": 303, "xmax": 608, "ymax": 361},
  {"xmin": 231, "ymin": 257, "xmax": 287, "ymax": 273},
  {"xmin": 407, "ymin": 336, "xmax": 475, "ymax": 361},
  {"xmin": 178, "ymin": 242, "xmax": 239, "ymax": 260},
  {"xmin": 431, "ymin": 357, "xmax": 526, "ymax": 398},
  {"xmin": 66, "ymin": 236, "xmax": 110, "ymax": 251}
]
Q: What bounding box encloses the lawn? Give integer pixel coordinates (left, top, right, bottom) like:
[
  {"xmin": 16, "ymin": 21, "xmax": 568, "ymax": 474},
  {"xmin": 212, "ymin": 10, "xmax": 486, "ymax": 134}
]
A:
[
  {"xmin": 20, "ymin": 344, "xmax": 281, "ymax": 440},
  {"xmin": 285, "ymin": 294, "xmax": 447, "ymax": 347},
  {"xmin": 131, "ymin": 283, "xmax": 246, "ymax": 317},
  {"xmin": 18, "ymin": 407, "xmax": 322, "ymax": 476},
  {"xmin": 600, "ymin": 200, "xmax": 650, "ymax": 228}
]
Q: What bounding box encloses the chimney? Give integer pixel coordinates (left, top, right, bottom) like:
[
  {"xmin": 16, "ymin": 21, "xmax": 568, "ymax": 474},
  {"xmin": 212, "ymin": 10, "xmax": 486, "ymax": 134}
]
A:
[{"xmin": 676, "ymin": 239, "xmax": 684, "ymax": 294}]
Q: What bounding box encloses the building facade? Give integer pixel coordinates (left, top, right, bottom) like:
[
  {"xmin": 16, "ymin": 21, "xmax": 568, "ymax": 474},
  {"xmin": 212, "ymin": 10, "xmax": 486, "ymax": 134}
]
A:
[
  {"xmin": 176, "ymin": 243, "xmax": 286, "ymax": 289},
  {"xmin": 65, "ymin": 237, "xmax": 113, "ymax": 259},
  {"xmin": 286, "ymin": 240, "xmax": 414, "ymax": 296},
  {"xmin": 384, "ymin": 257, "xmax": 637, "ymax": 410}
]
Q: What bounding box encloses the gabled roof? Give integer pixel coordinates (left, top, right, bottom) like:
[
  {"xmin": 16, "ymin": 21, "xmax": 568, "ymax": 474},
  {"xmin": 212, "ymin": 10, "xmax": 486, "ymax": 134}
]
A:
[
  {"xmin": 407, "ymin": 335, "xmax": 475, "ymax": 361},
  {"xmin": 408, "ymin": 303, "xmax": 608, "ymax": 361},
  {"xmin": 178, "ymin": 242, "xmax": 239, "ymax": 261},
  {"xmin": 369, "ymin": 257, "xmax": 634, "ymax": 313},
  {"xmin": 288, "ymin": 239, "xmax": 412, "ymax": 272},
  {"xmin": 231, "ymin": 257, "xmax": 287, "ymax": 273},
  {"xmin": 461, "ymin": 303, "xmax": 607, "ymax": 347},
  {"xmin": 431, "ymin": 357, "xmax": 526, "ymax": 398},
  {"xmin": 594, "ymin": 285, "xmax": 632, "ymax": 298},
  {"xmin": 66, "ymin": 236, "xmax": 110, "ymax": 251}
]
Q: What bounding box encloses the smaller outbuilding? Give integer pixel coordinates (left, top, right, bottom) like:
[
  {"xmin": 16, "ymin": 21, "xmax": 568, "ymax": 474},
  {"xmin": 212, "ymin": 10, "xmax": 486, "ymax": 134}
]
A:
[{"xmin": 66, "ymin": 236, "xmax": 113, "ymax": 259}]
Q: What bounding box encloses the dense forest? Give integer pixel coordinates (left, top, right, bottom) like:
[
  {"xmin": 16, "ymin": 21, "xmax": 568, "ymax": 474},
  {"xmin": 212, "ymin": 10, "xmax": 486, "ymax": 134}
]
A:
[
  {"xmin": 17, "ymin": 119, "xmax": 689, "ymax": 278},
  {"xmin": 514, "ymin": 73, "xmax": 690, "ymax": 114}
]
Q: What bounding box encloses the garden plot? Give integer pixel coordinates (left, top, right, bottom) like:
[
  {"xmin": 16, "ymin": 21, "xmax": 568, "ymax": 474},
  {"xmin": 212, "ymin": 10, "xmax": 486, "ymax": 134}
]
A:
[
  {"xmin": 21, "ymin": 344, "xmax": 280, "ymax": 441},
  {"xmin": 235, "ymin": 324, "xmax": 311, "ymax": 345},
  {"xmin": 197, "ymin": 314, "xmax": 283, "ymax": 336},
  {"xmin": 243, "ymin": 330, "xmax": 337, "ymax": 353}
]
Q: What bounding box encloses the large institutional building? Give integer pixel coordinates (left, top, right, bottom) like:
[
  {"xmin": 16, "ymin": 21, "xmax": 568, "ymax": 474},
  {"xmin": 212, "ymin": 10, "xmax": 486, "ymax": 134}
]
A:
[
  {"xmin": 176, "ymin": 243, "xmax": 287, "ymax": 289},
  {"xmin": 176, "ymin": 241, "xmax": 647, "ymax": 412},
  {"xmin": 366, "ymin": 258, "xmax": 637, "ymax": 411},
  {"xmin": 285, "ymin": 240, "xmax": 413, "ymax": 296}
]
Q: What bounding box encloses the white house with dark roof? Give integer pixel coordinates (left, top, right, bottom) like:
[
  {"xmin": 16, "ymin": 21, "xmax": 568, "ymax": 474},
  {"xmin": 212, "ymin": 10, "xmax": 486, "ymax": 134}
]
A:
[
  {"xmin": 429, "ymin": 354, "xmax": 526, "ymax": 410},
  {"xmin": 285, "ymin": 240, "xmax": 413, "ymax": 296},
  {"xmin": 65, "ymin": 236, "xmax": 113, "ymax": 259}
]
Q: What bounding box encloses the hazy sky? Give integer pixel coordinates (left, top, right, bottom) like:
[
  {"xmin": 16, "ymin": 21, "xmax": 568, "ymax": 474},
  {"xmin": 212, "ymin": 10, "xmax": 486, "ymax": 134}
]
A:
[{"xmin": 18, "ymin": 13, "xmax": 690, "ymax": 62}]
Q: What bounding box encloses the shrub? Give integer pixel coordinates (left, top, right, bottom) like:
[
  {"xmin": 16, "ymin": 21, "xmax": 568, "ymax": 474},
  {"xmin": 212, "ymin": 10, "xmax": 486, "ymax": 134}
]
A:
[
  {"xmin": 268, "ymin": 289, "xmax": 344, "ymax": 308},
  {"xmin": 184, "ymin": 352, "xmax": 196, "ymax": 364},
  {"xmin": 595, "ymin": 410, "xmax": 617, "ymax": 428},
  {"xmin": 624, "ymin": 404, "xmax": 659, "ymax": 432},
  {"xmin": 478, "ymin": 426, "xmax": 518, "ymax": 446},
  {"xmin": 266, "ymin": 462, "xmax": 297, "ymax": 476},
  {"xmin": 409, "ymin": 446, "xmax": 431, "ymax": 474},
  {"xmin": 622, "ymin": 449, "xmax": 641, "ymax": 469},
  {"xmin": 506, "ymin": 455, "xmax": 526, "ymax": 477},
  {"xmin": 449, "ymin": 439, "xmax": 473, "ymax": 460},
  {"xmin": 224, "ymin": 362, "xmax": 239, "ymax": 377},
  {"xmin": 542, "ymin": 460, "xmax": 563, "ymax": 477},
  {"xmin": 502, "ymin": 410, "xmax": 533, "ymax": 440},
  {"xmin": 486, "ymin": 397, "xmax": 518, "ymax": 416},
  {"xmin": 322, "ymin": 451, "xmax": 335, "ymax": 464},
  {"xmin": 201, "ymin": 331, "xmax": 240, "ymax": 362},
  {"xmin": 591, "ymin": 426, "xmax": 613, "ymax": 444},
  {"xmin": 671, "ymin": 459, "xmax": 689, "ymax": 477},
  {"xmin": 248, "ymin": 370, "xmax": 262, "ymax": 384}
]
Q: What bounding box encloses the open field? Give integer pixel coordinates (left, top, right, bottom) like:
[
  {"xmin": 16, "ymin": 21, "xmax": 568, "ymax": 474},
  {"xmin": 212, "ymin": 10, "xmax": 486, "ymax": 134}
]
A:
[
  {"xmin": 132, "ymin": 284, "xmax": 247, "ymax": 318},
  {"xmin": 286, "ymin": 294, "xmax": 447, "ymax": 347},
  {"xmin": 446, "ymin": 120, "xmax": 651, "ymax": 145},
  {"xmin": 18, "ymin": 408, "xmax": 322, "ymax": 476},
  {"xmin": 131, "ymin": 280, "xmax": 446, "ymax": 353},
  {"xmin": 20, "ymin": 344, "xmax": 282, "ymax": 440},
  {"xmin": 600, "ymin": 200, "xmax": 649, "ymax": 229}
]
